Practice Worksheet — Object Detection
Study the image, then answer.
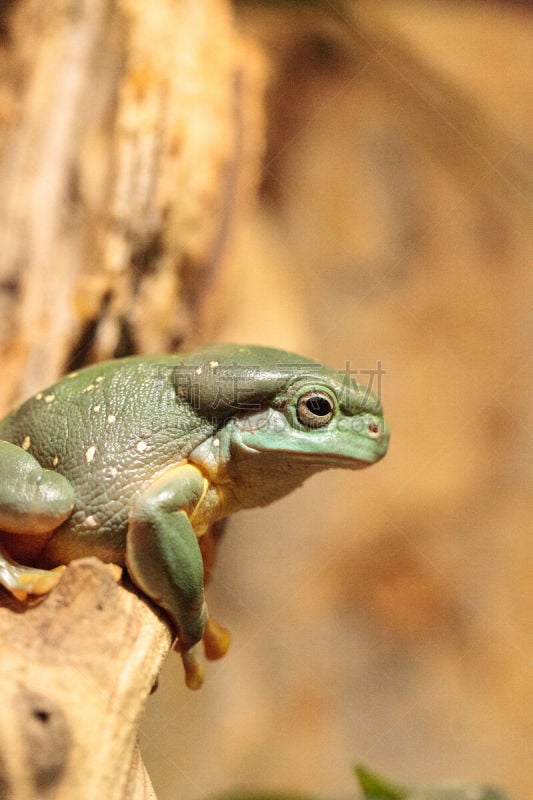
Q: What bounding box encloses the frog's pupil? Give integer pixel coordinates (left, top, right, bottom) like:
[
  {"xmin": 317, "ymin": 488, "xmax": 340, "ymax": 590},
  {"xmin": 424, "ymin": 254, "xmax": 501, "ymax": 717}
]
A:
[{"xmin": 306, "ymin": 396, "xmax": 331, "ymax": 416}]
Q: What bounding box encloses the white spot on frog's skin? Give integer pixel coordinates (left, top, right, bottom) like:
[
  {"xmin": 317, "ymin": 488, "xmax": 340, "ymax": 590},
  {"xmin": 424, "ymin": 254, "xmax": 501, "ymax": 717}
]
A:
[
  {"xmin": 85, "ymin": 515, "xmax": 98, "ymax": 529},
  {"xmin": 209, "ymin": 361, "xmax": 219, "ymax": 368},
  {"xmin": 107, "ymin": 414, "xmax": 116, "ymax": 425},
  {"xmin": 95, "ymin": 376, "xmax": 104, "ymax": 383},
  {"xmin": 213, "ymin": 438, "xmax": 220, "ymax": 448},
  {"xmin": 22, "ymin": 436, "xmax": 31, "ymax": 450},
  {"xmin": 44, "ymin": 394, "xmax": 55, "ymax": 404},
  {"xmin": 67, "ymin": 372, "xmax": 78, "ymax": 379},
  {"xmin": 53, "ymin": 456, "xmax": 59, "ymax": 466},
  {"xmin": 109, "ymin": 467, "xmax": 118, "ymax": 478},
  {"xmin": 136, "ymin": 441, "xmax": 148, "ymax": 453},
  {"xmin": 35, "ymin": 392, "xmax": 43, "ymax": 400},
  {"xmin": 84, "ymin": 384, "xmax": 95, "ymax": 393},
  {"xmin": 85, "ymin": 446, "xmax": 96, "ymax": 463},
  {"xmin": 195, "ymin": 367, "xmax": 202, "ymax": 375},
  {"xmin": 93, "ymin": 404, "xmax": 101, "ymax": 413}
]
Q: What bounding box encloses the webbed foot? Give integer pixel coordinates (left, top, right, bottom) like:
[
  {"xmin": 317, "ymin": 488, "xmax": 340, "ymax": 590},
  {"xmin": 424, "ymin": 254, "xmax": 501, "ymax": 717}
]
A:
[{"xmin": 0, "ymin": 545, "xmax": 65, "ymax": 601}]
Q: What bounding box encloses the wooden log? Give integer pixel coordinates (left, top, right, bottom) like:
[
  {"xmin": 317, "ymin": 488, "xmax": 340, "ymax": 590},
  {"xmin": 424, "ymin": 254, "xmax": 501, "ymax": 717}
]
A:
[{"xmin": 0, "ymin": 558, "xmax": 173, "ymax": 799}]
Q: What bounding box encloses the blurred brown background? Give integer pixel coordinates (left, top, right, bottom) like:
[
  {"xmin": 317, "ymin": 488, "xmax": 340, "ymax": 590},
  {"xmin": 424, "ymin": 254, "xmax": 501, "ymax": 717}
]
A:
[
  {"xmin": 140, "ymin": 3, "xmax": 532, "ymax": 798},
  {"xmin": 0, "ymin": 0, "xmax": 530, "ymax": 798}
]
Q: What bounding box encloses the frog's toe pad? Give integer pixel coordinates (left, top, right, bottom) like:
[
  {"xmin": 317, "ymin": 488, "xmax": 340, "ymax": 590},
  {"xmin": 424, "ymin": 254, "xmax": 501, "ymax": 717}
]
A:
[
  {"xmin": 203, "ymin": 617, "xmax": 231, "ymax": 661},
  {"xmin": 105, "ymin": 563, "xmax": 123, "ymax": 582}
]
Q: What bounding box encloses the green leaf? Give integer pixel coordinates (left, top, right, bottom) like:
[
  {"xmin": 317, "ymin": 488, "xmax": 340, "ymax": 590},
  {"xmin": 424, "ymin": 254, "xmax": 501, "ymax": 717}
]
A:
[
  {"xmin": 354, "ymin": 766, "xmax": 409, "ymax": 800},
  {"xmin": 354, "ymin": 766, "xmax": 512, "ymax": 800}
]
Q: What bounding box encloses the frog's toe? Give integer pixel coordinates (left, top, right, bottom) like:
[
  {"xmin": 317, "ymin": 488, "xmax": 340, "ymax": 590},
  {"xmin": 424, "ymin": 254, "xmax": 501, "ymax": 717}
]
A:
[
  {"xmin": 105, "ymin": 563, "xmax": 123, "ymax": 583},
  {"xmin": 203, "ymin": 616, "xmax": 231, "ymax": 661},
  {"xmin": 179, "ymin": 646, "xmax": 205, "ymax": 690},
  {"xmin": 0, "ymin": 547, "xmax": 65, "ymax": 601},
  {"xmin": 173, "ymin": 610, "xmax": 231, "ymax": 688},
  {"xmin": 20, "ymin": 565, "xmax": 66, "ymax": 596}
]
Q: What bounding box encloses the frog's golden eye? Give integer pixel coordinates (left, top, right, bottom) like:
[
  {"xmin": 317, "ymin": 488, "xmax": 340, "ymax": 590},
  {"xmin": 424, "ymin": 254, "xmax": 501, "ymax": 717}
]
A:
[{"xmin": 296, "ymin": 390, "xmax": 335, "ymax": 427}]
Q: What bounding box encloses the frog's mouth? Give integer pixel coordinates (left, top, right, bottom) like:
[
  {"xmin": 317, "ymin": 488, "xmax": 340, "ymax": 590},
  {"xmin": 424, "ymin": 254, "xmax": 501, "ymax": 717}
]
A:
[
  {"xmin": 280, "ymin": 451, "xmax": 382, "ymax": 469},
  {"xmin": 235, "ymin": 438, "xmax": 384, "ymax": 468},
  {"xmin": 300, "ymin": 455, "xmax": 376, "ymax": 469}
]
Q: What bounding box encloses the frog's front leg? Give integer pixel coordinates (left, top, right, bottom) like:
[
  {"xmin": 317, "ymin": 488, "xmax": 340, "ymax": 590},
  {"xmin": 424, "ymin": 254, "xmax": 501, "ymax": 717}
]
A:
[
  {"xmin": 0, "ymin": 441, "xmax": 75, "ymax": 600},
  {"xmin": 127, "ymin": 463, "xmax": 215, "ymax": 689}
]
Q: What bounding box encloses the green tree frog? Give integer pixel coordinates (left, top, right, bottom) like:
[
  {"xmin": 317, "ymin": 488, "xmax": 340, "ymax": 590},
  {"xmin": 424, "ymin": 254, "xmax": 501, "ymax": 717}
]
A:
[{"xmin": 0, "ymin": 344, "xmax": 389, "ymax": 687}]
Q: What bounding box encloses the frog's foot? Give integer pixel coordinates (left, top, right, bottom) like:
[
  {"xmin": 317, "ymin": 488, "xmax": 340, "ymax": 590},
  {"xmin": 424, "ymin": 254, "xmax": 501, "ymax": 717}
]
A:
[
  {"xmin": 0, "ymin": 546, "xmax": 65, "ymax": 602},
  {"xmin": 178, "ymin": 646, "xmax": 205, "ymax": 691},
  {"xmin": 203, "ymin": 616, "xmax": 231, "ymax": 661},
  {"xmin": 173, "ymin": 613, "xmax": 231, "ymax": 689}
]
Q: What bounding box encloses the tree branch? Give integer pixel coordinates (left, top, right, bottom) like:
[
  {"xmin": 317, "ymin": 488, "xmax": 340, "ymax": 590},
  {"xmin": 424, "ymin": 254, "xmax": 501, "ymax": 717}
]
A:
[{"xmin": 0, "ymin": 558, "xmax": 173, "ymax": 799}]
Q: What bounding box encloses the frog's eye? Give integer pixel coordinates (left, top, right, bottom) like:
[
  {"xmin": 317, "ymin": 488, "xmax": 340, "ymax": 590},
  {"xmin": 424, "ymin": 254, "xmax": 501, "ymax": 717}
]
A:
[{"xmin": 296, "ymin": 390, "xmax": 335, "ymax": 428}]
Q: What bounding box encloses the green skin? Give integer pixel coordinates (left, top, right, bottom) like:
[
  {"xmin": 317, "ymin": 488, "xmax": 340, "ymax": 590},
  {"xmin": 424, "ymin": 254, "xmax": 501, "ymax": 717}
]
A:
[{"xmin": 0, "ymin": 344, "xmax": 389, "ymax": 686}]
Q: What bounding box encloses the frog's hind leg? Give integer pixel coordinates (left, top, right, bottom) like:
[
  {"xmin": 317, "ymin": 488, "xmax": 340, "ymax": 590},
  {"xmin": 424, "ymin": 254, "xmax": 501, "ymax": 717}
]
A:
[
  {"xmin": 0, "ymin": 440, "xmax": 75, "ymax": 536},
  {"xmin": 0, "ymin": 440, "xmax": 75, "ymax": 600},
  {"xmin": 0, "ymin": 544, "xmax": 65, "ymax": 601}
]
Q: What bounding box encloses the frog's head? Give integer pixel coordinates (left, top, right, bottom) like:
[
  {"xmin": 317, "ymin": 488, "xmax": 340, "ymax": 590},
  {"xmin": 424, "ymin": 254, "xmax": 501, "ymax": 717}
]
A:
[
  {"xmin": 184, "ymin": 345, "xmax": 389, "ymax": 502},
  {"xmin": 230, "ymin": 363, "xmax": 389, "ymax": 469}
]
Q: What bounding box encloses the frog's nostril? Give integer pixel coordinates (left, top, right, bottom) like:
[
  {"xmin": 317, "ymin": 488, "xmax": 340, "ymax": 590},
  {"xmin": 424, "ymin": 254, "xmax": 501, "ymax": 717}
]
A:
[{"xmin": 367, "ymin": 422, "xmax": 380, "ymax": 436}]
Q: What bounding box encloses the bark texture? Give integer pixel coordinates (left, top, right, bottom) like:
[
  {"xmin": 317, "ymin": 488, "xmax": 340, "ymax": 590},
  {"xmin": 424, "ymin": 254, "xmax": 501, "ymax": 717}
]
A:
[
  {"xmin": 0, "ymin": 0, "xmax": 265, "ymax": 412},
  {"xmin": 0, "ymin": 559, "xmax": 172, "ymax": 799}
]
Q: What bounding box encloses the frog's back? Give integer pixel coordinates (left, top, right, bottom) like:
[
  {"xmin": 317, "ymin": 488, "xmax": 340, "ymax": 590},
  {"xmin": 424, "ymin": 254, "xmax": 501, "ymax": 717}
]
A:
[{"xmin": 0, "ymin": 356, "xmax": 214, "ymax": 553}]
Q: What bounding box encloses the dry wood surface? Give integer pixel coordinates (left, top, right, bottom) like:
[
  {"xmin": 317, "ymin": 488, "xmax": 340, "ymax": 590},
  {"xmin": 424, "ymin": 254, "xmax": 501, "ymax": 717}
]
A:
[{"xmin": 0, "ymin": 559, "xmax": 173, "ymax": 799}]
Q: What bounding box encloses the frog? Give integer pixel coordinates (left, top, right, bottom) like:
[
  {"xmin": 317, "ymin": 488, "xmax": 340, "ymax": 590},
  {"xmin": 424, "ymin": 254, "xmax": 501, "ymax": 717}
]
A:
[{"xmin": 0, "ymin": 344, "xmax": 389, "ymax": 688}]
